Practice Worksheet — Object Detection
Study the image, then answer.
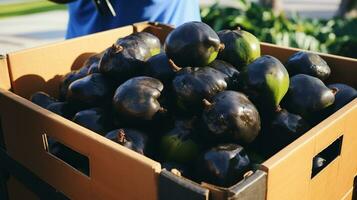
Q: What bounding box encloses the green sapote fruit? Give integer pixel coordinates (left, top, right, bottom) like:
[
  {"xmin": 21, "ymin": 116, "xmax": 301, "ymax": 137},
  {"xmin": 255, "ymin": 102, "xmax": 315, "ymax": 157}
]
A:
[
  {"xmin": 72, "ymin": 107, "xmax": 114, "ymax": 136},
  {"xmin": 217, "ymin": 28, "xmax": 260, "ymax": 70},
  {"xmin": 67, "ymin": 73, "xmax": 116, "ymax": 107},
  {"xmin": 30, "ymin": 91, "xmax": 57, "ymax": 109},
  {"xmin": 119, "ymin": 32, "xmax": 161, "ymax": 57},
  {"xmin": 46, "ymin": 102, "xmax": 79, "ymax": 119},
  {"xmin": 172, "ymin": 67, "xmax": 227, "ymax": 113},
  {"xmin": 286, "ymin": 51, "xmax": 331, "ymax": 80},
  {"xmin": 241, "ymin": 55, "xmax": 289, "ymax": 112},
  {"xmin": 165, "ymin": 21, "xmax": 223, "ymax": 67},
  {"xmin": 284, "ymin": 74, "xmax": 335, "ymax": 119},
  {"xmin": 160, "ymin": 118, "xmax": 200, "ymax": 164},
  {"xmin": 144, "ymin": 53, "xmax": 177, "ymax": 85},
  {"xmin": 99, "ymin": 37, "xmax": 151, "ymax": 82},
  {"xmin": 196, "ymin": 143, "xmax": 250, "ymax": 187},
  {"xmin": 202, "ymin": 91, "xmax": 261, "ymax": 144},
  {"xmin": 105, "ymin": 128, "xmax": 148, "ymax": 155},
  {"xmin": 113, "ymin": 76, "xmax": 165, "ymax": 120},
  {"xmin": 208, "ymin": 59, "xmax": 240, "ymax": 90}
]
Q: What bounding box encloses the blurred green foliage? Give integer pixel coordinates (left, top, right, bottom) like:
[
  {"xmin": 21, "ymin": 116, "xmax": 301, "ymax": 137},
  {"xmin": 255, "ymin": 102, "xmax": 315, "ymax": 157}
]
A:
[{"xmin": 201, "ymin": 0, "xmax": 357, "ymax": 58}]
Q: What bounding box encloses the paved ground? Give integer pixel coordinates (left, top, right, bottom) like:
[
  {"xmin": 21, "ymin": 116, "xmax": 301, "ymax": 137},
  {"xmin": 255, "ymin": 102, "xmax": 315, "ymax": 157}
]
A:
[{"xmin": 0, "ymin": 0, "xmax": 341, "ymax": 55}]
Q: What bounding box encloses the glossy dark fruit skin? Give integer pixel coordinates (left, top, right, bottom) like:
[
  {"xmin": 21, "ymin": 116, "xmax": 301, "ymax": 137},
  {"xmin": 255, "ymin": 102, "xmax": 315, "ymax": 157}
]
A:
[
  {"xmin": 165, "ymin": 21, "xmax": 221, "ymax": 67},
  {"xmin": 82, "ymin": 53, "xmax": 103, "ymax": 68},
  {"xmin": 72, "ymin": 107, "xmax": 114, "ymax": 135},
  {"xmin": 160, "ymin": 118, "xmax": 200, "ymax": 164},
  {"xmin": 217, "ymin": 29, "xmax": 260, "ymax": 70},
  {"xmin": 328, "ymin": 83, "xmax": 356, "ymax": 112},
  {"xmin": 144, "ymin": 53, "xmax": 177, "ymax": 85},
  {"xmin": 99, "ymin": 42, "xmax": 150, "ymax": 82},
  {"xmin": 46, "ymin": 102, "xmax": 79, "ymax": 119},
  {"xmin": 87, "ymin": 62, "xmax": 100, "ymax": 74},
  {"xmin": 59, "ymin": 67, "xmax": 88, "ymax": 101},
  {"xmin": 113, "ymin": 76, "xmax": 164, "ymax": 120},
  {"xmin": 286, "ymin": 51, "xmax": 331, "ymax": 80},
  {"xmin": 30, "ymin": 91, "xmax": 57, "ymax": 108},
  {"xmin": 202, "ymin": 91, "xmax": 261, "ymax": 144},
  {"xmin": 284, "ymin": 74, "xmax": 335, "ymax": 118},
  {"xmin": 67, "ymin": 73, "xmax": 116, "ymax": 107},
  {"xmin": 197, "ymin": 144, "xmax": 250, "ymax": 187},
  {"xmin": 121, "ymin": 32, "xmax": 161, "ymax": 56},
  {"xmin": 172, "ymin": 67, "xmax": 227, "ymax": 112},
  {"xmin": 208, "ymin": 59, "xmax": 240, "ymax": 90},
  {"xmin": 241, "ymin": 55, "xmax": 289, "ymax": 111},
  {"xmin": 105, "ymin": 128, "xmax": 148, "ymax": 155}
]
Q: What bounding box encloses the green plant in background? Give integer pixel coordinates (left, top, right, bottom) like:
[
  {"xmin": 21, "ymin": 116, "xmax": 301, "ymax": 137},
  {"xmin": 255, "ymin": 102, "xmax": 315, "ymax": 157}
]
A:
[{"xmin": 201, "ymin": 0, "xmax": 357, "ymax": 58}]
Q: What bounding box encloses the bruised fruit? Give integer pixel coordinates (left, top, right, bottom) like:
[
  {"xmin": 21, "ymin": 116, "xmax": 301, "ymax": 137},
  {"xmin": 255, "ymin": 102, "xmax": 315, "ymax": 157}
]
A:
[
  {"xmin": 217, "ymin": 28, "xmax": 260, "ymax": 70},
  {"xmin": 284, "ymin": 74, "xmax": 335, "ymax": 118},
  {"xmin": 30, "ymin": 91, "xmax": 57, "ymax": 108},
  {"xmin": 46, "ymin": 102, "xmax": 79, "ymax": 119},
  {"xmin": 106, "ymin": 128, "xmax": 148, "ymax": 155},
  {"xmin": 145, "ymin": 53, "xmax": 177, "ymax": 85},
  {"xmin": 328, "ymin": 83, "xmax": 356, "ymax": 112},
  {"xmin": 67, "ymin": 74, "xmax": 116, "ymax": 107},
  {"xmin": 241, "ymin": 55, "xmax": 289, "ymax": 111},
  {"xmin": 208, "ymin": 59, "xmax": 240, "ymax": 90},
  {"xmin": 286, "ymin": 51, "xmax": 330, "ymax": 80},
  {"xmin": 99, "ymin": 42, "xmax": 150, "ymax": 82},
  {"xmin": 165, "ymin": 21, "xmax": 222, "ymax": 67},
  {"xmin": 202, "ymin": 91, "xmax": 261, "ymax": 144},
  {"xmin": 161, "ymin": 118, "xmax": 200, "ymax": 164},
  {"xmin": 197, "ymin": 144, "xmax": 250, "ymax": 187},
  {"xmin": 113, "ymin": 76, "xmax": 164, "ymax": 120},
  {"xmin": 172, "ymin": 67, "xmax": 227, "ymax": 112},
  {"xmin": 73, "ymin": 108, "xmax": 114, "ymax": 135},
  {"xmin": 120, "ymin": 32, "xmax": 161, "ymax": 56}
]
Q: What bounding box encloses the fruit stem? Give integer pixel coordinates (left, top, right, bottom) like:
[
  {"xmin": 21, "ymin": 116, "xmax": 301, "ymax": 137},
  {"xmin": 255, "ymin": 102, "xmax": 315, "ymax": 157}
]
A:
[
  {"xmin": 202, "ymin": 99, "xmax": 213, "ymax": 109},
  {"xmin": 158, "ymin": 107, "xmax": 168, "ymax": 114},
  {"xmin": 236, "ymin": 26, "xmax": 241, "ymax": 31},
  {"xmin": 218, "ymin": 43, "xmax": 225, "ymax": 52},
  {"xmin": 117, "ymin": 129, "xmax": 127, "ymax": 144},
  {"xmin": 168, "ymin": 59, "xmax": 182, "ymax": 72},
  {"xmin": 275, "ymin": 105, "xmax": 282, "ymax": 113},
  {"xmin": 330, "ymin": 87, "xmax": 339, "ymax": 95},
  {"xmin": 112, "ymin": 44, "xmax": 124, "ymax": 54}
]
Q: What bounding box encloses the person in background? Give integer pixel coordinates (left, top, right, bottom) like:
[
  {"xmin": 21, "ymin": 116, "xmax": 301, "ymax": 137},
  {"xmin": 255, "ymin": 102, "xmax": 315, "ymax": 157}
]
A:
[{"xmin": 49, "ymin": 0, "xmax": 201, "ymax": 39}]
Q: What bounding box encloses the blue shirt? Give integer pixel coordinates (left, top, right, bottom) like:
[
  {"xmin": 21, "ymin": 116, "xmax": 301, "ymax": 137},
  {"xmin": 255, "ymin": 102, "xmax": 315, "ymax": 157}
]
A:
[{"xmin": 66, "ymin": 0, "xmax": 201, "ymax": 39}]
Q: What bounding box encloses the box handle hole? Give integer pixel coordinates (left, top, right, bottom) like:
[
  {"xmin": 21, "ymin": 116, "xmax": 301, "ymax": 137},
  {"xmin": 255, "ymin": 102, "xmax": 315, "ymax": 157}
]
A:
[
  {"xmin": 311, "ymin": 135, "xmax": 343, "ymax": 178},
  {"xmin": 42, "ymin": 134, "xmax": 90, "ymax": 177}
]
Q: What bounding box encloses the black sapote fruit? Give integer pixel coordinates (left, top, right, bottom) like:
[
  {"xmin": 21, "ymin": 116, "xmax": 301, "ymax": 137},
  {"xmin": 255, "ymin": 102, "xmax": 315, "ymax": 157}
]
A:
[
  {"xmin": 197, "ymin": 143, "xmax": 250, "ymax": 187},
  {"xmin": 30, "ymin": 91, "xmax": 57, "ymax": 108},
  {"xmin": 217, "ymin": 28, "xmax": 260, "ymax": 70},
  {"xmin": 208, "ymin": 59, "xmax": 240, "ymax": 90},
  {"xmin": 99, "ymin": 41, "xmax": 150, "ymax": 82},
  {"xmin": 202, "ymin": 91, "xmax": 261, "ymax": 144},
  {"xmin": 328, "ymin": 83, "xmax": 356, "ymax": 112},
  {"xmin": 283, "ymin": 74, "xmax": 335, "ymax": 118},
  {"xmin": 67, "ymin": 73, "xmax": 116, "ymax": 107},
  {"xmin": 46, "ymin": 102, "xmax": 79, "ymax": 119},
  {"xmin": 144, "ymin": 53, "xmax": 178, "ymax": 85},
  {"xmin": 72, "ymin": 107, "xmax": 114, "ymax": 135},
  {"xmin": 240, "ymin": 55, "xmax": 289, "ymax": 112},
  {"xmin": 286, "ymin": 51, "xmax": 330, "ymax": 80},
  {"xmin": 172, "ymin": 67, "xmax": 227, "ymax": 113},
  {"xmin": 82, "ymin": 53, "xmax": 103, "ymax": 68},
  {"xmin": 105, "ymin": 128, "xmax": 148, "ymax": 155},
  {"xmin": 165, "ymin": 21, "xmax": 223, "ymax": 67},
  {"xmin": 120, "ymin": 32, "xmax": 161, "ymax": 56},
  {"xmin": 160, "ymin": 118, "xmax": 200, "ymax": 164},
  {"xmin": 113, "ymin": 76, "xmax": 164, "ymax": 120},
  {"xmin": 59, "ymin": 68, "xmax": 88, "ymax": 101},
  {"xmin": 87, "ymin": 62, "xmax": 100, "ymax": 74}
]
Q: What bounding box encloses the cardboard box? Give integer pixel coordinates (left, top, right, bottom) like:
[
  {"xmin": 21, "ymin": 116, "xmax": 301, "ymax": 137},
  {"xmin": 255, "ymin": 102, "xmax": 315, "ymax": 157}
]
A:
[{"xmin": 0, "ymin": 22, "xmax": 356, "ymax": 200}]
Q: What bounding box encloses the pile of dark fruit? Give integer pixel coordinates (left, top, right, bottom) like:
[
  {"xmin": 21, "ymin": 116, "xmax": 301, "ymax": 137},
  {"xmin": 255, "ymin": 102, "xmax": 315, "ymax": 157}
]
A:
[{"xmin": 30, "ymin": 21, "xmax": 356, "ymax": 187}]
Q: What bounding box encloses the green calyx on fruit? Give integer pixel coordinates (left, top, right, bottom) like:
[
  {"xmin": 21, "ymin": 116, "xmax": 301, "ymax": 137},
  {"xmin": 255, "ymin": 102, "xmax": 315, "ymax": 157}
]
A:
[
  {"xmin": 165, "ymin": 21, "xmax": 222, "ymax": 67},
  {"xmin": 286, "ymin": 51, "xmax": 331, "ymax": 80},
  {"xmin": 202, "ymin": 91, "xmax": 261, "ymax": 144},
  {"xmin": 242, "ymin": 55, "xmax": 289, "ymax": 111},
  {"xmin": 112, "ymin": 76, "xmax": 165, "ymax": 120},
  {"xmin": 284, "ymin": 74, "xmax": 335, "ymax": 118},
  {"xmin": 217, "ymin": 28, "xmax": 260, "ymax": 70}
]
